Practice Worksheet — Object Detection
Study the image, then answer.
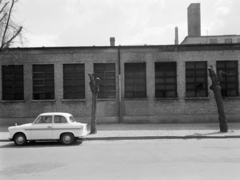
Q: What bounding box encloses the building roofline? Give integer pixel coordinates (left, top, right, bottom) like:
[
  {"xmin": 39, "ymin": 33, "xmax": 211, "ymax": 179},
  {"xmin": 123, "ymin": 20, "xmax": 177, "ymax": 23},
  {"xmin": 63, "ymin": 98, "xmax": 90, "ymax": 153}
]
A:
[{"xmin": 2, "ymin": 43, "xmax": 240, "ymax": 54}]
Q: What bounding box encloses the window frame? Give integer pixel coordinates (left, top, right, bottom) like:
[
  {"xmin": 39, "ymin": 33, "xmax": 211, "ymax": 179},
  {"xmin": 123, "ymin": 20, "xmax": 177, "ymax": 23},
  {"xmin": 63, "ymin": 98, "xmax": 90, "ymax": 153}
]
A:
[
  {"xmin": 63, "ymin": 64, "xmax": 85, "ymax": 100},
  {"xmin": 217, "ymin": 61, "xmax": 239, "ymax": 97},
  {"xmin": 2, "ymin": 65, "xmax": 24, "ymax": 101},
  {"xmin": 94, "ymin": 63, "xmax": 116, "ymax": 99},
  {"xmin": 185, "ymin": 61, "xmax": 208, "ymax": 97},
  {"xmin": 32, "ymin": 64, "xmax": 55, "ymax": 100},
  {"xmin": 155, "ymin": 62, "xmax": 177, "ymax": 98},
  {"xmin": 124, "ymin": 63, "xmax": 147, "ymax": 99}
]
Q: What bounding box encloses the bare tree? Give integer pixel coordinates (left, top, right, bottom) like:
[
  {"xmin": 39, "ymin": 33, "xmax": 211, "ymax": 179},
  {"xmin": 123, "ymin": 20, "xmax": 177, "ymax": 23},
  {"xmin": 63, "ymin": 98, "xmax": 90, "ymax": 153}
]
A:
[
  {"xmin": 0, "ymin": 0, "xmax": 22, "ymax": 51},
  {"xmin": 208, "ymin": 66, "xmax": 228, "ymax": 132}
]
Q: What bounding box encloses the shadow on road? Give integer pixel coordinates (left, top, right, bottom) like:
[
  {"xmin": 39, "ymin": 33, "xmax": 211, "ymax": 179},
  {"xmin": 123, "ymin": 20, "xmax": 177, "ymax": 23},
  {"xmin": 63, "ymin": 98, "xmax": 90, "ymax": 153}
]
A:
[{"xmin": 0, "ymin": 140, "xmax": 84, "ymax": 148}]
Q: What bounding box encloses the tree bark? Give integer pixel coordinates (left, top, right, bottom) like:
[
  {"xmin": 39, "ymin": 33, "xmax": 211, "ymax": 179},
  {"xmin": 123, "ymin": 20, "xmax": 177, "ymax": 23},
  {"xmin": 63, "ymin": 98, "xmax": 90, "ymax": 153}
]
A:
[
  {"xmin": 208, "ymin": 66, "xmax": 228, "ymax": 132},
  {"xmin": 91, "ymin": 90, "xmax": 97, "ymax": 134},
  {"xmin": 88, "ymin": 73, "xmax": 100, "ymax": 134}
]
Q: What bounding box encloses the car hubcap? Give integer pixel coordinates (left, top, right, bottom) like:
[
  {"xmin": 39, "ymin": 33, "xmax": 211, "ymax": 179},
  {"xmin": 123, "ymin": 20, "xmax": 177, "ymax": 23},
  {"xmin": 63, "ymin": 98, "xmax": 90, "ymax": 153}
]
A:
[
  {"xmin": 64, "ymin": 135, "xmax": 71, "ymax": 142},
  {"xmin": 17, "ymin": 136, "xmax": 24, "ymax": 143}
]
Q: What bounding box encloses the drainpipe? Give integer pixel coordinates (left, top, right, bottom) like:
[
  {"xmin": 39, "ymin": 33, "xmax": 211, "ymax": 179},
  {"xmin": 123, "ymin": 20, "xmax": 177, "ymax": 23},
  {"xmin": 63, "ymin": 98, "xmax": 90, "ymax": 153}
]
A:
[{"xmin": 118, "ymin": 46, "xmax": 122, "ymax": 124}]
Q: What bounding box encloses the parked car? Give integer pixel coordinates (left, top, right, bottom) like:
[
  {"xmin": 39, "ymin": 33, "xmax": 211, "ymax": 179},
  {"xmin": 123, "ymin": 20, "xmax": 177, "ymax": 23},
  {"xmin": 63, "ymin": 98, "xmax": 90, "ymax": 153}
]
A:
[{"xmin": 8, "ymin": 112, "xmax": 88, "ymax": 146}]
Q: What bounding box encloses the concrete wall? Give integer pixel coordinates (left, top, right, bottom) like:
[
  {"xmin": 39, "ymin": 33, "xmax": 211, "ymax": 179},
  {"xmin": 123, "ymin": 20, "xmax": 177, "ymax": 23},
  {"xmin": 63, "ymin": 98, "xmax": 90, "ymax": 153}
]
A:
[{"xmin": 0, "ymin": 45, "xmax": 240, "ymax": 125}]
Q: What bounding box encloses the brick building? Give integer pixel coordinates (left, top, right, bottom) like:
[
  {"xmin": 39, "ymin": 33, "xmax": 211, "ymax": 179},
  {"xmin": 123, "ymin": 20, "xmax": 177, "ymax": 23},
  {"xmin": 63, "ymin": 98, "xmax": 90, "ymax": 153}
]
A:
[{"xmin": 0, "ymin": 43, "xmax": 240, "ymax": 125}]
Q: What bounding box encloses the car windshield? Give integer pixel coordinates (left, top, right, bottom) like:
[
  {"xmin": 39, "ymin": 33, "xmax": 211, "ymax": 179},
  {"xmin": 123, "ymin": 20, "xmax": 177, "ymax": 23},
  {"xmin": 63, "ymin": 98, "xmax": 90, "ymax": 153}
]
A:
[{"xmin": 69, "ymin": 116, "xmax": 77, "ymax": 123}]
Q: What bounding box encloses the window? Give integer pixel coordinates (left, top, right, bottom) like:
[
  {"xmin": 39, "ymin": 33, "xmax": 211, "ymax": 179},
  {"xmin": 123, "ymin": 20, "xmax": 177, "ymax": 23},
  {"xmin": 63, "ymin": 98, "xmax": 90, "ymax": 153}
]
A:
[
  {"xmin": 94, "ymin": 63, "xmax": 116, "ymax": 99},
  {"xmin": 210, "ymin": 39, "xmax": 218, "ymax": 44},
  {"xmin": 217, "ymin": 61, "xmax": 239, "ymax": 97},
  {"xmin": 125, "ymin": 63, "xmax": 146, "ymax": 98},
  {"xmin": 2, "ymin": 65, "xmax": 24, "ymax": 100},
  {"xmin": 186, "ymin": 62, "xmax": 208, "ymax": 97},
  {"xmin": 54, "ymin": 116, "xmax": 67, "ymax": 123},
  {"xmin": 63, "ymin": 64, "xmax": 85, "ymax": 99},
  {"xmin": 33, "ymin": 64, "xmax": 54, "ymax": 100},
  {"xmin": 237, "ymin": 38, "xmax": 240, "ymax": 43},
  {"xmin": 34, "ymin": 116, "xmax": 52, "ymax": 124},
  {"xmin": 155, "ymin": 62, "xmax": 177, "ymax": 98},
  {"xmin": 225, "ymin": 38, "xmax": 232, "ymax": 44}
]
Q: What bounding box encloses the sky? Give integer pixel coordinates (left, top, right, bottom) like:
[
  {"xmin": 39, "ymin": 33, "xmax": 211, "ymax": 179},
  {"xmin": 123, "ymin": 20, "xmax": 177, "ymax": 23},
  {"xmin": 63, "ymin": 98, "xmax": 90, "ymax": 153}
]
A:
[{"xmin": 13, "ymin": 0, "xmax": 240, "ymax": 47}]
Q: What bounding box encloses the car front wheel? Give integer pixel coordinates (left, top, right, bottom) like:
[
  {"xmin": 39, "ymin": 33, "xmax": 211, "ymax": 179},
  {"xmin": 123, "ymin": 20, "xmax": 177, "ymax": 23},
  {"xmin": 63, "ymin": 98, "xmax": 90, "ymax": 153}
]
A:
[
  {"xmin": 14, "ymin": 133, "xmax": 27, "ymax": 146},
  {"xmin": 61, "ymin": 133, "xmax": 74, "ymax": 145}
]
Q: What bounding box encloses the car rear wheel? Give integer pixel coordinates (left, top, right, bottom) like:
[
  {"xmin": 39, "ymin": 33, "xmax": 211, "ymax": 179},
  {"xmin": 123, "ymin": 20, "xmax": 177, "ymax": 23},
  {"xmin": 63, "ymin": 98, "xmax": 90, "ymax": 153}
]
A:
[
  {"xmin": 14, "ymin": 133, "xmax": 27, "ymax": 146},
  {"xmin": 61, "ymin": 133, "xmax": 74, "ymax": 145}
]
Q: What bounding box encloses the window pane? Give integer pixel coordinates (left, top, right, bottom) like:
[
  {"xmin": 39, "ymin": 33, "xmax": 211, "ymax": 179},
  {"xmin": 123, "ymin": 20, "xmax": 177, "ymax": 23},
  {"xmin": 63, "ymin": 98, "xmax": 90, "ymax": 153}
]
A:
[
  {"xmin": 33, "ymin": 64, "xmax": 54, "ymax": 100},
  {"xmin": 217, "ymin": 61, "xmax": 238, "ymax": 97},
  {"xmin": 186, "ymin": 62, "xmax": 194, "ymax": 69},
  {"xmin": 196, "ymin": 62, "xmax": 206, "ymax": 68},
  {"xmin": 185, "ymin": 62, "xmax": 208, "ymax": 97},
  {"xmin": 186, "ymin": 91, "xmax": 195, "ymax": 97},
  {"xmin": 166, "ymin": 91, "xmax": 176, "ymax": 97},
  {"xmin": 63, "ymin": 64, "xmax": 85, "ymax": 99},
  {"xmin": 155, "ymin": 62, "xmax": 177, "ymax": 98},
  {"xmin": 105, "ymin": 64, "xmax": 115, "ymax": 70},
  {"xmin": 125, "ymin": 63, "xmax": 146, "ymax": 98},
  {"xmin": 156, "ymin": 84, "xmax": 165, "ymax": 90},
  {"xmin": 76, "ymin": 93, "xmax": 85, "ymax": 99},
  {"xmin": 165, "ymin": 78, "xmax": 176, "ymax": 83},
  {"xmin": 165, "ymin": 71, "xmax": 176, "ymax": 76},
  {"xmin": 2, "ymin": 65, "xmax": 24, "ymax": 100}
]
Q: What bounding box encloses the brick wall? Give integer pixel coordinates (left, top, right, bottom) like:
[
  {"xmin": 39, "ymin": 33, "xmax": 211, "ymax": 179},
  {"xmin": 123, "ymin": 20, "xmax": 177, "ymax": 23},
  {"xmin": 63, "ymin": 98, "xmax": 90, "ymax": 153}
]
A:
[{"xmin": 0, "ymin": 45, "xmax": 240, "ymax": 125}]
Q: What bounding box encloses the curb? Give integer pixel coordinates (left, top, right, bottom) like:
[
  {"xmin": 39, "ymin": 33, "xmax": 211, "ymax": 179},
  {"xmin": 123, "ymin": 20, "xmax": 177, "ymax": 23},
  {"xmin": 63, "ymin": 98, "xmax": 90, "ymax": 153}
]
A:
[
  {"xmin": 85, "ymin": 135, "xmax": 240, "ymax": 141},
  {"xmin": 1, "ymin": 136, "xmax": 240, "ymax": 142}
]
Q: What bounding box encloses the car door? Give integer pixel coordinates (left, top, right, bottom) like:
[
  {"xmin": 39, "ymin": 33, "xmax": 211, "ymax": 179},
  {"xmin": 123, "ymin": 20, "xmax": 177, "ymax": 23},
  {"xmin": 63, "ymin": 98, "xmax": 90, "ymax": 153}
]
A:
[
  {"xmin": 31, "ymin": 115, "xmax": 53, "ymax": 140},
  {"xmin": 52, "ymin": 115, "xmax": 69, "ymax": 139}
]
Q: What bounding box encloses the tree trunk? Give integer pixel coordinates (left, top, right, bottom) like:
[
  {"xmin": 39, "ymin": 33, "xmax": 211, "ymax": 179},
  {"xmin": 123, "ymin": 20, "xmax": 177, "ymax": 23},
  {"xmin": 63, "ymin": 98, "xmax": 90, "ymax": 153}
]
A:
[
  {"xmin": 208, "ymin": 66, "xmax": 228, "ymax": 132},
  {"xmin": 90, "ymin": 91, "xmax": 97, "ymax": 134},
  {"xmin": 88, "ymin": 73, "xmax": 100, "ymax": 134}
]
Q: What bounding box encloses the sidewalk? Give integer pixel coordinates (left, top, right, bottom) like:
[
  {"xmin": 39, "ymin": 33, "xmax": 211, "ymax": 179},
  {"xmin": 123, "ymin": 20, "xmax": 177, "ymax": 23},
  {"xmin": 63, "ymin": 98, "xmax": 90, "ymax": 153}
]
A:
[{"xmin": 1, "ymin": 123, "xmax": 240, "ymax": 142}]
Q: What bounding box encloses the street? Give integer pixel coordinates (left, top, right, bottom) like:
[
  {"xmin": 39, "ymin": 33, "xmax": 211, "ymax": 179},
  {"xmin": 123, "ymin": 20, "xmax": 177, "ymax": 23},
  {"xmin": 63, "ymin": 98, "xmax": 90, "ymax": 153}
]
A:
[{"xmin": 0, "ymin": 139, "xmax": 240, "ymax": 180}]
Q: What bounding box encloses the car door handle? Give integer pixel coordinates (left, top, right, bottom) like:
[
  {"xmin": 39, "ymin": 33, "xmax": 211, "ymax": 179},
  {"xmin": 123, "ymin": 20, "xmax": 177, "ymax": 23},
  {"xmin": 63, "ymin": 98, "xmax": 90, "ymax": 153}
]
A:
[{"xmin": 47, "ymin": 126, "xmax": 52, "ymax": 129}]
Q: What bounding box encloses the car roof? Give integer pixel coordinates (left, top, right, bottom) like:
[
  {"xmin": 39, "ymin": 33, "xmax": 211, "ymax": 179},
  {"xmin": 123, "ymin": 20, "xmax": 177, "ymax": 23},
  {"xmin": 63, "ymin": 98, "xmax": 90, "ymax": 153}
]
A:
[{"xmin": 39, "ymin": 112, "xmax": 72, "ymax": 116}]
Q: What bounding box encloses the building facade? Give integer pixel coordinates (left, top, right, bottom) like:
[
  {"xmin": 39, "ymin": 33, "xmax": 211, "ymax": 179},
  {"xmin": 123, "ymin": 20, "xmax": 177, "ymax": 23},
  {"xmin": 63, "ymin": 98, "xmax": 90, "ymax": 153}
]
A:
[{"xmin": 0, "ymin": 44, "xmax": 240, "ymax": 125}]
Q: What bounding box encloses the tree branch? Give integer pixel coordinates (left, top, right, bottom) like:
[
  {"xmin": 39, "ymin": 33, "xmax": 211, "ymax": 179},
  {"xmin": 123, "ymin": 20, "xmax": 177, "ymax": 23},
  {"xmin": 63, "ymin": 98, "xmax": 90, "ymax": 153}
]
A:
[
  {"xmin": 0, "ymin": 1, "xmax": 9, "ymax": 14},
  {"xmin": 0, "ymin": 12, "xmax": 7, "ymax": 22},
  {"xmin": 1, "ymin": 0, "xmax": 15, "ymax": 49},
  {"xmin": 2, "ymin": 26, "xmax": 22, "ymax": 49}
]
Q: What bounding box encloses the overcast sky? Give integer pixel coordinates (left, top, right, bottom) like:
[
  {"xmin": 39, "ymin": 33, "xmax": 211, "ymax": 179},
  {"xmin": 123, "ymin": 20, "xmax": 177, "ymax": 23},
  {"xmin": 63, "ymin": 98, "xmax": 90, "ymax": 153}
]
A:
[{"xmin": 14, "ymin": 0, "xmax": 240, "ymax": 47}]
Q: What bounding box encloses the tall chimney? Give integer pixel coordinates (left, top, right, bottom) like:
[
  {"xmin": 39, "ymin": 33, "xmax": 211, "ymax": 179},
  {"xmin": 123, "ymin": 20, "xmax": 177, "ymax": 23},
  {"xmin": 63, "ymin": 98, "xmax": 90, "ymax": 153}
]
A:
[
  {"xmin": 188, "ymin": 3, "xmax": 201, "ymax": 37},
  {"xmin": 175, "ymin": 27, "xmax": 179, "ymax": 45},
  {"xmin": 110, "ymin": 37, "xmax": 115, "ymax": 46}
]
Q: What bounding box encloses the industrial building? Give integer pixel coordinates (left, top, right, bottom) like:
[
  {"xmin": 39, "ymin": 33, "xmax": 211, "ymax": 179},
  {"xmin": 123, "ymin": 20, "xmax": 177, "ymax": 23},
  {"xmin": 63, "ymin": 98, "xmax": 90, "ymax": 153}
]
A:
[{"xmin": 0, "ymin": 3, "xmax": 239, "ymax": 125}]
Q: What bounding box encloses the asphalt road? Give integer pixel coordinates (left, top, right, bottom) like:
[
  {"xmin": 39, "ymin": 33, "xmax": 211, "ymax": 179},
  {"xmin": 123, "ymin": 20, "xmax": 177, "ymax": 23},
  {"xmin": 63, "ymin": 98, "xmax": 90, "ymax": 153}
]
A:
[{"xmin": 0, "ymin": 139, "xmax": 240, "ymax": 180}]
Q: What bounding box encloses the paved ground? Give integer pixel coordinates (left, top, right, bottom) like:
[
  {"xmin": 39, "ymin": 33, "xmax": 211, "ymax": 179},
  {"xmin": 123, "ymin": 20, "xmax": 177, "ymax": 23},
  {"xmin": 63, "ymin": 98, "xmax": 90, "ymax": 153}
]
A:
[
  {"xmin": 1, "ymin": 122, "xmax": 240, "ymax": 141},
  {"xmin": 1, "ymin": 139, "xmax": 240, "ymax": 180}
]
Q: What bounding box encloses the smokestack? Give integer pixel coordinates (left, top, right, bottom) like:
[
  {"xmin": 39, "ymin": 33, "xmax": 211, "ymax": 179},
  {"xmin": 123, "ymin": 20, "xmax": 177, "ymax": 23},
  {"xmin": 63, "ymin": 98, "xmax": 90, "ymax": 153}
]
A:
[
  {"xmin": 175, "ymin": 27, "xmax": 179, "ymax": 45},
  {"xmin": 110, "ymin": 37, "xmax": 115, "ymax": 46},
  {"xmin": 188, "ymin": 3, "xmax": 201, "ymax": 37}
]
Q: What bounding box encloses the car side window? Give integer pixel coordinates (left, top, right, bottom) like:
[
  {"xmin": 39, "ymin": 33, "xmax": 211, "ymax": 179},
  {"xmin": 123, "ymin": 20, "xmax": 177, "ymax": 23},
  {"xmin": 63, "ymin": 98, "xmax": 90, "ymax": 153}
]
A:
[
  {"xmin": 54, "ymin": 116, "xmax": 68, "ymax": 123},
  {"xmin": 35, "ymin": 116, "xmax": 52, "ymax": 124}
]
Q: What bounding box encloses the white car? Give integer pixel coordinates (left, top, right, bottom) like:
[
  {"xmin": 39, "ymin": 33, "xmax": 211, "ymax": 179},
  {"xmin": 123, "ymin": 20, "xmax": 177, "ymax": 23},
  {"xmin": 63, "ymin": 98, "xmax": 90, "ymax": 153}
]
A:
[{"xmin": 8, "ymin": 112, "xmax": 88, "ymax": 146}]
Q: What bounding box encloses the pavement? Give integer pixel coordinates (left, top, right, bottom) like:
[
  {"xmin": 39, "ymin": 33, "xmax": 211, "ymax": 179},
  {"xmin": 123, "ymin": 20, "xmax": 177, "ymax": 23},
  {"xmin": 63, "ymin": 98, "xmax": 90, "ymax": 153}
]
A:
[{"xmin": 1, "ymin": 122, "xmax": 240, "ymax": 142}]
